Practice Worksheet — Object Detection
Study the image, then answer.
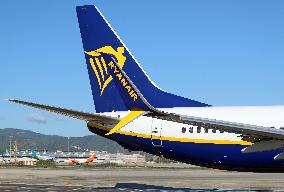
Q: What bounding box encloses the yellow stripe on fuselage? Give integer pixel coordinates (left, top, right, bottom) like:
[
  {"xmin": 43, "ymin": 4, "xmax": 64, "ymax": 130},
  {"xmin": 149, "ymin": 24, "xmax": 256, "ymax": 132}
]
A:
[
  {"xmin": 87, "ymin": 122, "xmax": 253, "ymax": 146},
  {"xmin": 106, "ymin": 110, "xmax": 145, "ymax": 135}
]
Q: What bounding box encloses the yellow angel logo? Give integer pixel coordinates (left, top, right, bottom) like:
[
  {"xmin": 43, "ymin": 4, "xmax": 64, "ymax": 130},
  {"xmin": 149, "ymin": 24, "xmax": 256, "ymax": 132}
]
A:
[{"xmin": 84, "ymin": 46, "xmax": 126, "ymax": 96}]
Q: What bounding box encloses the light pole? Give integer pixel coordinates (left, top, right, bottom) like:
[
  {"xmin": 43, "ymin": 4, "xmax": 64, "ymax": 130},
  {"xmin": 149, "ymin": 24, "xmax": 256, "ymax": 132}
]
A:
[
  {"xmin": 67, "ymin": 137, "xmax": 70, "ymax": 154},
  {"xmin": 14, "ymin": 140, "xmax": 17, "ymax": 163},
  {"xmin": 9, "ymin": 136, "xmax": 12, "ymax": 163}
]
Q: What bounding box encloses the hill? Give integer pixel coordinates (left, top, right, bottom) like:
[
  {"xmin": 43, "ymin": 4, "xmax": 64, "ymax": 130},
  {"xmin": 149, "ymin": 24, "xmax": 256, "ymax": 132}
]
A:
[{"xmin": 0, "ymin": 128, "xmax": 126, "ymax": 153}]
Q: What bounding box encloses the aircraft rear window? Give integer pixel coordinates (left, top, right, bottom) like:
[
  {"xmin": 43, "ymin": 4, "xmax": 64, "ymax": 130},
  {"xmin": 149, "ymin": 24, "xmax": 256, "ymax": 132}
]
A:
[
  {"xmin": 182, "ymin": 127, "xmax": 186, "ymax": 133},
  {"xmin": 197, "ymin": 126, "xmax": 201, "ymax": 133},
  {"xmin": 189, "ymin": 127, "xmax": 193, "ymax": 133},
  {"xmin": 212, "ymin": 129, "xmax": 217, "ymax": 133}
]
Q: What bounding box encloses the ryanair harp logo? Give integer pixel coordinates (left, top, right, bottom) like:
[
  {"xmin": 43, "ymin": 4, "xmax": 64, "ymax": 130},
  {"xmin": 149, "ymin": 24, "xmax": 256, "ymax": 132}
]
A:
[{"xmin": 85, "ymin": 46, "xmax": 126, "ymax": 96}]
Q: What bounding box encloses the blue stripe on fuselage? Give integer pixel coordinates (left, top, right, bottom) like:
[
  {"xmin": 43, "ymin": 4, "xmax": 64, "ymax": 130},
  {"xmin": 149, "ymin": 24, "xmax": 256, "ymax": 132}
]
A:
[{"xmin": 88, "ymin": 125, "xmax": 284, "ymax": 172}]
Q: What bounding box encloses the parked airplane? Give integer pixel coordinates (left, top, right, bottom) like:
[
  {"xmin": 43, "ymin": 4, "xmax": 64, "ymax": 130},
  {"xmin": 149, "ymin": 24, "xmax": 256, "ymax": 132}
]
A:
[
  {"xmin": 8, "ymin": 5, "xmax": 284, "ymax": 172},
  {"xmin": 31, "ymin": 150, "xmax": 53, "ymax": 160},
  {"xmin": 66, "ymin": 151, "xmax": 97, "ymax": 165}
]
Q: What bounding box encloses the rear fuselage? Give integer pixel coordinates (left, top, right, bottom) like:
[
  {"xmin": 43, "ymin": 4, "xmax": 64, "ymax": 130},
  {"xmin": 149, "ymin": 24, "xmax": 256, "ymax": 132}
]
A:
[{"xmin": 88, "ymin": 106, "xmax": 284, "ymax": 172}]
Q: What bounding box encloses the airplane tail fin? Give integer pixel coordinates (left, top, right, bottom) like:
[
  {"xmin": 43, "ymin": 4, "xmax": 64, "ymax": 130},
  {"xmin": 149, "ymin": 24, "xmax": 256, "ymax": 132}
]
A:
[
  {"xmin": 31, "ymin": 149, "xmax": 38, "ymax": 160},
  {"xmin": 31, "ymin": 150, "xmax": 36, "ymax": 157},
  {"xmin": 76, "ymin": 5, "xmax": 209, "ymax": 113},
  {"xmin": 86, "ymin": 151, "xmax": 96, "ymax": 163}
]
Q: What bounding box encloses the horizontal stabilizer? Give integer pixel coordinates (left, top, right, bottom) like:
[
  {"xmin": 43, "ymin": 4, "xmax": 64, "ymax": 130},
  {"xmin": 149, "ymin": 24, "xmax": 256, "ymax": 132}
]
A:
[{"xmin": 7, "ymin": 99, "xmax": 119, "ymax": 124}]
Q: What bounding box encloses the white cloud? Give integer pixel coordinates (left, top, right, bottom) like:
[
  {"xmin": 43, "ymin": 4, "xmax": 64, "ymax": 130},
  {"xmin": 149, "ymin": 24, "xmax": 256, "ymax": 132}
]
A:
[
  {"xmin": 52, "ymin": 114, "xmax": 65, "ymax": 122},
  {"xmin": 27, "ymin": 113, "xmax": 48, "ymax": 124}
]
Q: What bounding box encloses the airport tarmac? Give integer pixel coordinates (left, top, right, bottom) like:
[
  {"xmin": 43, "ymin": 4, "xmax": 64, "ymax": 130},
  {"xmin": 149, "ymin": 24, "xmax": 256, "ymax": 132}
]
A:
[{"xmin": 0, "ymin": 167, "xmax": 284, "ymax": 191}]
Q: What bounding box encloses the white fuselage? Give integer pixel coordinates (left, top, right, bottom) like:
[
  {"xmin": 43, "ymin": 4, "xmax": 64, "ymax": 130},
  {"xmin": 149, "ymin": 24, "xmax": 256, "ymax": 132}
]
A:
[{"xmin": 102, "ymin": 106, "xmax": 284, "ymax": 144}]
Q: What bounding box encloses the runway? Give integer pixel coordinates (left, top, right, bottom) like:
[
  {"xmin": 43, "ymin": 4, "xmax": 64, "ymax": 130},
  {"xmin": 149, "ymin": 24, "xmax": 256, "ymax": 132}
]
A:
[{"xmin": 0, "ymin": 167, "xmax": 283, "ymax": 191}]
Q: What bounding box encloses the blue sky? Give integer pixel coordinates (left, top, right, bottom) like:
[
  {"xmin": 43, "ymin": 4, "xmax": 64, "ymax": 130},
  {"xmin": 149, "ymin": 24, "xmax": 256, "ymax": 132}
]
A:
[{"xmin": 1, "ymin": 0, "xmax": 284, "ymax": 136}]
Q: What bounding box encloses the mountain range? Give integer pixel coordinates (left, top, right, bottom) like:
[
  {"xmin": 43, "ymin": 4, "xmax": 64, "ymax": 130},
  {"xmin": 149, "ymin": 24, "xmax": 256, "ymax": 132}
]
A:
[{"xmin": 0, "ymin": 128, "xmax": 126, "ymax": 153}]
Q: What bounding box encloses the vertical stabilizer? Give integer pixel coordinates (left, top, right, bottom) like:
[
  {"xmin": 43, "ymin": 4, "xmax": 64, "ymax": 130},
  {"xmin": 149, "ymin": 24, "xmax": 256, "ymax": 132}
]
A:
[{"xmin": 76, "ymin": 5, "xmax": 209, "ymax": 113}]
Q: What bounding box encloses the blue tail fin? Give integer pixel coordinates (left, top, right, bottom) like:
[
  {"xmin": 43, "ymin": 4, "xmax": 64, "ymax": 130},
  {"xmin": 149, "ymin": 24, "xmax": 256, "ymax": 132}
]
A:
[
  {"xmin": 31, "ymin": 149, "xmax": 36, "ymax": 158},
  {"xmin": 76, "ymin": 5, "xmax": 209, "ymax": 113},
  {"xmin": 102, "ymin": 54, "xmax": 154, "ymax": 112}
]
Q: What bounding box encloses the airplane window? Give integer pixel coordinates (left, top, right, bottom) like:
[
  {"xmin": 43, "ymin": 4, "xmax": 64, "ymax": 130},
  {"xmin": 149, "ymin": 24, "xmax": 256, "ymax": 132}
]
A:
[
  {"xmin": 204, "ymin": 128, "xmax": 209, "ymax": 133},
  {"xmin": 220, "ymin": 130, "xmax": 225, "ymax": 133},
  {"xmin": 188, "ymin": 127, "xmax": 193, "ymax": 133},
  {"xmin": 197, "ymin": 126, "xmax": 201, "ymax": 133},
  {"xmin": 212, "ymin": 129, "xmax": 216, "ymax": 133},
  {"xmin": 182, "ymin": 127, "xmax": 186, "ymax": 133}
]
